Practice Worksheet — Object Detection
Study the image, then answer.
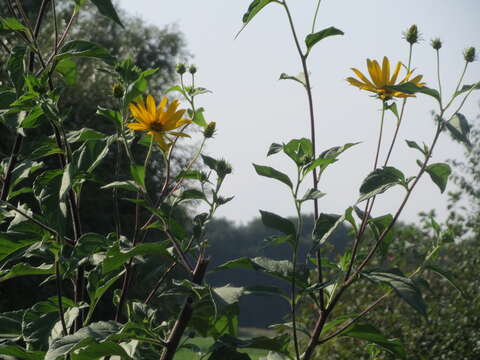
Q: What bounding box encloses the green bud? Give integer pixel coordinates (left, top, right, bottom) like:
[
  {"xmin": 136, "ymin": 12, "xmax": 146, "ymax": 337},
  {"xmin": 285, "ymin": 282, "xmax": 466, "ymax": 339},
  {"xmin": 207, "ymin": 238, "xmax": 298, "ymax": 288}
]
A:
[
  {"xmin": 464, "ymin": 47, "xmax": 476, "ymax": 63},
  {"xmin": 189, "ymin": 64, "xmax": 197, "ymax": 74},
  {"xmin": 176, "ymin": 63, "xmax": 187, "ymax": 75},
  {"xmin": 112, "ymin": 83, "xmax": 124, "ymax": 98},
  {"xmin": 430, "ymin": 38, "xmax": 442, "ymax": 50},
  {"xmin": 404, "ymin": 24, "xmax": 419, "ymax": 45},
  {"xmin": 203, "ymin": 121, "xmax": 216, "ymax": 138},
  {"xmin": 216, "ymin": 159, "xmax": 232, "ymax": 178}
]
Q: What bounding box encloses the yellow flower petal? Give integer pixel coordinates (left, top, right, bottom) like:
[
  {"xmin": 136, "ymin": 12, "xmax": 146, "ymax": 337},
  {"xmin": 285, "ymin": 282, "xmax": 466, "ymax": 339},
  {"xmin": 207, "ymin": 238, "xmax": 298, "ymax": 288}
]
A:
[
  {"xmin": 382, "ymin": 57, "xmax": 390, "ymax": 86},
  {"xmin": 169, "ymin": 131, "xmax": 191, "ymax": 138},
  {"xmin": 351, "ymin": 68, "xmax": 375, "ymax": 88},
  {"xmin": 127, "ymin": 122, "xmax": 148, "ymax": 131},
  {"xmin": 146, "ymin": 95, "xmax": 156, "ymax": 118}
]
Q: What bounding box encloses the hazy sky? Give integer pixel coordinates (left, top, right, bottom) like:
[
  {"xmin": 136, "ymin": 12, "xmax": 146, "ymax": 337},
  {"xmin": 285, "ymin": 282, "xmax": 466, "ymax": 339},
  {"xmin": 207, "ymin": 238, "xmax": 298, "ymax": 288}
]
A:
[{"xmin": 116, "ymin": 0, "xmax": 480, "ymax": 225}]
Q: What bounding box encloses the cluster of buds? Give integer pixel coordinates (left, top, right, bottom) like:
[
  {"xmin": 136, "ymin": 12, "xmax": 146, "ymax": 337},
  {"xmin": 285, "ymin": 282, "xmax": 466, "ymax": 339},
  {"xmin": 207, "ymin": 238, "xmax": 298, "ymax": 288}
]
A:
[
  {"xmin": 216, "ymin": 159, "xmax": 233, "ymax": 178},
  {"xmin": 176, "ymin": 63, "xmax": 198, "ymax": 75},
  {"xmin": 112, "ymin": 83, "xmax": 124, "ymax": 98}
]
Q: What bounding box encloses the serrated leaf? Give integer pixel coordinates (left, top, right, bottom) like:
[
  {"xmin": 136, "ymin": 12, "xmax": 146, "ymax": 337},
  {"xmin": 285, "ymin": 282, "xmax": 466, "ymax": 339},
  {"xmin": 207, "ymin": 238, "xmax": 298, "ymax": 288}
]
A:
[
  {"xmin": 305, "ymin": 26, "xmax": 344, "ymax": 53},
  {"xmin": 89, "ymin": 0, "xmax": 124, "ymax": 27},
  {"xmin": 1, "ymin": 17, "xmax": 28, "ymax": 32},
  {"xmin": 260, "ymin": 210, "xmax": 296, "ymax": 236},
  {"xmin": 283, "ymin": 138, "xmax": 313, "ymax": 165},
  {"xmin": 253, "ymin": 164, "xmax": 292, "ymax": 188},
  {"xmin": 358, "ymin": 166, "xmax": 405, "ymax": 202},
  {"xmin": 0, "ymin": 263, "xmax": 54, "ymax": 282},
  {"xmin": 426, "ymin": 163, "xmax": 451, "ymax": 193}
]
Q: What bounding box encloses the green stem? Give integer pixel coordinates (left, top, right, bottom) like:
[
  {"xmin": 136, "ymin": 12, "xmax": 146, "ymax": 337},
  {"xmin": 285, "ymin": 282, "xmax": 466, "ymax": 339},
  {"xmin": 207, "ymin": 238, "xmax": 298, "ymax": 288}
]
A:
[
  {"xmin": 311, "ymin": 0, "xmax": 323, "ymax": 33},
  {"xmin": 436, "ymin": 50, "xmax": 443, "ymax": 103},
  {"xmin": 373, "ymin": 104, "xmax": 386, "ymax": 170}
]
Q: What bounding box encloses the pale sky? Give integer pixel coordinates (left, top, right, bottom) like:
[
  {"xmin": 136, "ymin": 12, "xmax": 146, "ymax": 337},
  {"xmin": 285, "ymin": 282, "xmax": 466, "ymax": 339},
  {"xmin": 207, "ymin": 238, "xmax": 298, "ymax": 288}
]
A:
[{"xmin": 117, "ymin": 0, "xmax": 480, "ymax": 225}]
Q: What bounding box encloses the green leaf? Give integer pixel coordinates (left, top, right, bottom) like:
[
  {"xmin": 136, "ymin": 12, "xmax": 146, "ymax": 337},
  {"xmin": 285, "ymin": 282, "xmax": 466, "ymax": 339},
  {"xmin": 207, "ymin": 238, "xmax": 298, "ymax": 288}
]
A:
[
  {"xmin": 363, "ymin": 270, "xmax": 427, "ymax": 317},
  {"xmin": 192, "ymin": 107, "xmax": 208, "ymax": 127},
  {"xmin": 45, "ymin": 321, "xmax": 128, "ymax": 360},
  {"xmin": 283, "ymin": 138, "xmax": 313, "ymax": 165},
  {"xmin": 0, "ymin": 345, "xmax": 44, "ymax": 360},
  {"xmin": 130, "ymin": 164, "xmax": 146, "ymax": 191},
  {"xmin": 0, "ymin": 263, "xmax": 54, "ymax": 282},
  {"xmin": 304, "ymin": 142, "xmax": 359, "ymax": 176},
  {"xmin": 55, "ymin": 58, "xmax": 77, "ymax": 85},
  {"xmin": 253, "ymin": 164, "xmax": 292, "ymax": 188},
  {"xmin": 89, "ymin": 0, "xmax": 123, "ymax": 27},
  {"xmin": 56, "ymin": 40, "xmax": 115, "ymax": 66},
  {"xmin": 312, "ymin": 213, "xmax": 344, "ymax": 246},
  {"xmin": 267, "ymin": 143, "xmax": 283, "ymax": 156},
  {"xmin": 1, "ymin": 17, "xmax": 28, "ymax": 32},
  {"xmin": 59, "ymin": 163, "xmax": 74, "ymax": 217},
  {"xmin": 305, "ymin": 26, "xmax": 344, "ymax": 53},
  {"xmin": 0, "ymin": 309, "xmax": 23, "ymax": 339},
  {"xmin": 279, "ymin": 72, "xmax": 306, "ymax": 87},
  {"xmin": 7, "ymin": 46, "xmax": 27, "ymax": 94},
  {"xmin": 102, "ymin": 242, "xmax": 171, "ymax": 274},
  {"xmin": 426, "ymin": 163, "xmax": 451, "ymax": 193},
  {"xmin": 454, "ymin": 81, "xmax": 480, "ymax": 97},
  {"xmin": 260, "ymin": 210, "xmax": 296, "ymax": 236},
  {"xmin": 445, "ymin": 113, "xmax": 471, "ymax": 148},
  {"xmin": 238, "ymin": 0, "xmax": 277, "ymax": 37},
  {"xmin": 425, "ymin": 264, "xmax": 468, "ymax": 299},
  {"xmin": 96, "ymin": 107, "xmax": 122, "ymax": 128},
  {"xmin": 180, "ymin": 189, "xmax": 206, "ymax": 201},
  {"xmin": 300, "ymin": 188, "xmax": 326, "ymax": 202},
  {"xmin": 20, "ymin": 106, "xmax": 44, "ymax": 129},
  {"xmin": 67, "ymin": 128, "xmax": 106, "ymax": 142},
  {"xmin": 358, "ymin": 166, "xmax": 405, "ymax": 202},
  {"xmin": 213, "ymin": 257, "xmax": 306, "ymax": 287},
  {"xmin": 100, "ymin": 180, "xmax": 139, "ymax": 192},
  {"xmin": 343, "ymin": 323, "xmax": 406, "ymax": 358},
  {"xmin": 386, "ymin": 83, "xmax": 441, "ymax": 103},
  {"xmin": 405, "ymin": 140, "xmax": 425, "ymax": 154},
  {"xmin": 85, "ymin": 270, "xmax": 125, "ymax": 324}
]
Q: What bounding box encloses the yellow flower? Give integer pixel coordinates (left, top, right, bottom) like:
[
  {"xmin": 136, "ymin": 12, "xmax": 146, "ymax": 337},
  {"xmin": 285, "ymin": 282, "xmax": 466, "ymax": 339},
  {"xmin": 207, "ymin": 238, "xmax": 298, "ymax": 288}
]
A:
[
  {"xmin": 347, "ymin": 56, "xmax": 425, "ymax": 100},
  {"xmin": 128, "ymin": 95, "xmax": 191, "ymax": 151}
]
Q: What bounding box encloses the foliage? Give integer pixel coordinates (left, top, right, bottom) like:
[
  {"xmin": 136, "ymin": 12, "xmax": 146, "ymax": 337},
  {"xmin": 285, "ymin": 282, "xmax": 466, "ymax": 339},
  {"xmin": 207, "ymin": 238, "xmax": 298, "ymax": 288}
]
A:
[{"xmin": 0, "ymin": 0, "xmax": 478, "ymax": 359}]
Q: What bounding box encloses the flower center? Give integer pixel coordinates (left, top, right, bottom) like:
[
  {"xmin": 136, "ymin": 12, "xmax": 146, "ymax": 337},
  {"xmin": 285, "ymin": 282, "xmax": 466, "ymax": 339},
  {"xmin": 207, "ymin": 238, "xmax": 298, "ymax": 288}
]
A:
[{"xmin": 150, "ymin": 121, "xmax": 163, "ymax": 132}]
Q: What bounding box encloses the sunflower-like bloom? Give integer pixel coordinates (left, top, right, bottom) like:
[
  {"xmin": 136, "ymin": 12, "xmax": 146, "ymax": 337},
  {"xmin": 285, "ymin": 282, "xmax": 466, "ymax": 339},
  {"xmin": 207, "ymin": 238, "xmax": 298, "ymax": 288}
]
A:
[
  {"xmin": 128, "ymin": 95, "xmax": 191, "ymax": 151},
  {"xmin": 347, "ymin": 57, "xmax": 425, "ymax": 100}
]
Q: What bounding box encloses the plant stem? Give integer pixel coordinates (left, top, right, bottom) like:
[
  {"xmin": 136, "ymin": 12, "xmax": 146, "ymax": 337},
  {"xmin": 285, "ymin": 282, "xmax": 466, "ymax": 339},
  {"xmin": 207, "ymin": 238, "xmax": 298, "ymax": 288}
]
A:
[
  {"xmin": 311, "ymin": 0, "xmax": 323, "ymax": 33},
  {"xmin": 373, "ymin": 104, "xmax": 386, "ymax": 169},
  {"xmin": 160, "ymin": 258, "xmax": 209, "ymax": 360}
]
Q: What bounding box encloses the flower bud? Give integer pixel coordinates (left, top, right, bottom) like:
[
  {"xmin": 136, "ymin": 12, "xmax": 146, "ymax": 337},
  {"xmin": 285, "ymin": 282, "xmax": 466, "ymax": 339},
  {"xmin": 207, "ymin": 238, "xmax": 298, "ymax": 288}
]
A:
[
  {"xmin": 430, "ymin": 38, "xmax": 442, "ymax": 50},
  {"xmin": 464, "ymin": 47, "xmax": 476, "ymax": 63},
  {"xmin": 203, "ymin": 121, "xmax": 216, "ymax": 138},
  {"xmin": 112, "ymin": 83, "xmax": 124, "ymax": 98},
  {"xmin": 176, "ymin": 63, "xmax": 187, "ymax": 75},
  {"xmin": 189, "ymin": 64, "xmax": 197, "ymax": 74},
  {"xmin": 216, "ymin": 159, "xmax": 232, "ymax": 178},
  {"xmin": 404, "ymin": 24, "xmax": 419, "ymax": 45}
]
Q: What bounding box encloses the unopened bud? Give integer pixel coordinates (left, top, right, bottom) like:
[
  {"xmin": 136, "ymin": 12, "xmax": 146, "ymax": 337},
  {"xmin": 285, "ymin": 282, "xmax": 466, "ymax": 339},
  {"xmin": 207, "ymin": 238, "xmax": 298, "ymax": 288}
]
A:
[
  {"xmin": 112, "ymin": 83, "xmax": 124, "ymax": 98},
  {"xmin": 464, "ymin": 47, "xmax": 476, "ymax": 63},
  {"xmin": 189, "ymin": 65, "xmax": 197, "ymax": 75},
  {"xmin": 176, "ymin": 63, "xmax": 187, "ymax": 75},
  {"xmin": 404, "ymin": 24, "xmax": 419, "ymax": 45},
  {"xmin": 216, "ymin": 159, "xmax": 232, "ymax": 178},
  {"xmin": 430, "ymin": 38, "xmax": 442, "ymax": 50},
  {"xmin": 203, "ymin": 121, "xmax": 216, "ymax": 138}
]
